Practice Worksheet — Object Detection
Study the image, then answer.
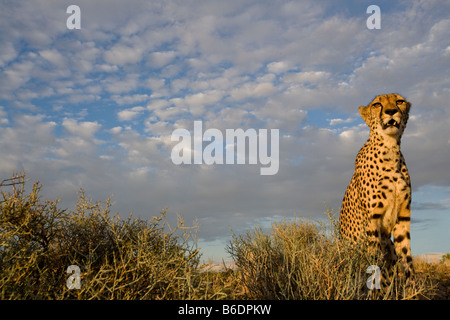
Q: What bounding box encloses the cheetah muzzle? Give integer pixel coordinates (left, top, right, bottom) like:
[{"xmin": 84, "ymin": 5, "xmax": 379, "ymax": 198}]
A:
[{"xmin": 339, "ymin": 93, "xmax": 414, "ymax": 279}]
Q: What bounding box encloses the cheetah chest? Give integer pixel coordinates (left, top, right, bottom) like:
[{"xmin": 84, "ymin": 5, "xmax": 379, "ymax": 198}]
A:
[
  {"xmin": 366, "ymin": 146, "xmax": 411, "ymax": 233},
  {"xmin": 379, "ymin": 169, "xmax": 410, "ymax": 233}
]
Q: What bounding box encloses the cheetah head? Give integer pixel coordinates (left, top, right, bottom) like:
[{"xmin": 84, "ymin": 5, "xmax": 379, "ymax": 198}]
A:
[{"xmin": 359, "ymin": 93, "xmax": 411, "ymax": 139}]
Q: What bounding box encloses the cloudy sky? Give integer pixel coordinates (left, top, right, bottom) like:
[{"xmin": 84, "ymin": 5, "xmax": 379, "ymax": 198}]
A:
[{"xmin": 1, "ymin": 0, "xmax": 449, "ymax": 262}]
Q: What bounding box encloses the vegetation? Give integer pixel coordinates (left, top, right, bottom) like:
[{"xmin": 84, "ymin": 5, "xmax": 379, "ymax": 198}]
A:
[
  {"xmin": 0, "ymin": 172, "xmax": 447, "ymax": 299},
  {"xmin": 227, "ymin": 212, "xmax": 441, "ymax": 299},
  {"xmin": 0, "ymin": 172, "xmax": 241, "ymax": 299}
]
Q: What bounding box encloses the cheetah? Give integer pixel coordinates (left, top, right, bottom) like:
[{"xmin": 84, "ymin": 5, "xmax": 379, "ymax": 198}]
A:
[{"xmin": 339, "ymin": 93, "xmax": 413, "ymax": 278}]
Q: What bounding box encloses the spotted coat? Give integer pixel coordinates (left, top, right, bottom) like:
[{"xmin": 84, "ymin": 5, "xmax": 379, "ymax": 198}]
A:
[{"xmin": 339, "ymin": 93, "xmax": 413, "ymax": 278}]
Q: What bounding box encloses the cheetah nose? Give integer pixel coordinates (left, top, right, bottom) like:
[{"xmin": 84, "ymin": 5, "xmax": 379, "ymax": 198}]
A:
[
  {"xmin": 384, "ymin": 108, "xmax": 398, "ymax": 116},
  {"xmin": 387, "ymin": 119, "xmax": 398, "ymax": 127}
]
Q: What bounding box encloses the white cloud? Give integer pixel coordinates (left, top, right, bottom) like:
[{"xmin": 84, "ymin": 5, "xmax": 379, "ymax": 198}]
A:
[
  {"xmin": 153, "ymin": 105, "xmax": 187, "ymax": 121},
  {"xmin": 267, "ymin": 61, "xmax": 291, "ymax": 74},
  {"xmin": 39, "ymin": 50, "xmax": 67, "ymax": 68},
  {"xmin": 338, "ymin": 128, "xmax": 363, "ymax": 142},
  {"xmin": 104, "ymin": 75, "xmax": 139, "ymax": 94},
  {"xmin": 114, "ymin": 94, "xmax": 150, "ymax": 105},
  {"xmin": 149, "ymin": 51, "xmax": 176, "ymax": 68},
  {"xmin": 283, "ymin": 71, "xmax": 330, "ymax": 85},
  {"xmin": 0, "ymin": 114, "xmax": 56, "ymax": 174},
  {"xmin": 109, "ymin": 126, "xmax": 123, "ymax": 134},
  {"xmin": 0, "ymin": 42, "xmax": 17, "ymax": 67},
  {"xmin": 329, "ymin": 117, "xmax": 355, "ymax": 126},
  {"xmin": 54, "ymin": 136, "xmax": 97, "ymax": 158},
  {"xmin": 230, "ymin": 82, "xmax": 276, "ymax": 101},
  {"xmin": 62, "ymin": 118, "xmax": 101, "ymax": 140},
  {"xmin": 252, "ymin": 100, "xmax": 307, "ymax": 132},
  {"xmin": 117, "ymin": 106, "xmax": 146, "ymax": 121},
  {"xmin": 104, "ymin": 45, "xmax": 144, "ymax": 65},
  {"xmin": 0, "ymin": 107, "xmax": 9, "ymax": 125},
  {"xmin": 147, "ymin": 99, "xmax": 170, "ymax": 110},
  {"xmin": 1, "ymin": 60, "xmax": 34, "ymax": 94},
  {"xmin": 96, "ymin": 64, "xmax": 119, "ymax": 72},
  {"xmin": 183, "ymin": 90, "xmax": 224, "ymax": 116}
]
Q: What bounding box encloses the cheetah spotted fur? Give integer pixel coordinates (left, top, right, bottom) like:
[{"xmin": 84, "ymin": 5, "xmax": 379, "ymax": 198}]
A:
[{"xmin": 339, "ymin": 93, "xmax": 413, "ymax": 278}]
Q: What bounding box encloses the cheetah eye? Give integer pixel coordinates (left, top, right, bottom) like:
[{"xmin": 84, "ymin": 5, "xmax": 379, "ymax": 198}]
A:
[
  {"xmin": 372, "ymin": 103, "xmax": 382, "ymax": 108},
  {"xmin": 396, "ymin": 100, "xmax": 406, "ymax": 106}
]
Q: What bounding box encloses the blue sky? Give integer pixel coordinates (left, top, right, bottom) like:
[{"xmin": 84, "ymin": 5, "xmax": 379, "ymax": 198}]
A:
[{"xmin": 1, "ymin": 0, "xmax": 449, "ymax": 263}]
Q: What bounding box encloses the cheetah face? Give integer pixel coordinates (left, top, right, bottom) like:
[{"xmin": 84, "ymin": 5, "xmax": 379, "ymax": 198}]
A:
[{"xmin": 359, "ymin": 93, "xmax": 411, "ymax": 138}]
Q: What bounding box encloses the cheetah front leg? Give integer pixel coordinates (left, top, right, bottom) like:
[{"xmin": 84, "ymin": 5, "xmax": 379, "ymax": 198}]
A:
[
  {"xmin": 393, "ymin": 199, "xmax": 413, "ymax": 279},
  {"xmin": 367, "ymin": 204, "xmax": 385, "ymax": 257},
  {"xmin": 368, "ymin": 203, "xmax": 398, "ymax": 279},
  {"xmin": 393, "ymin": 161, "xmax": 414, "ymax": 279}
]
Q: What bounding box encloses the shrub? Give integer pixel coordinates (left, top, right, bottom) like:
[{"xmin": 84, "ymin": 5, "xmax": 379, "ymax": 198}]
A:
[
  {"xmin": 0, "ymin": 173, "xmax": 441, "ymax": 300},
  {"xmin": 227, "ymin": 210, "xmax": 435, "ymax": 300},
  {"xmin": 0, "ymin": 173, "xmax": 237, "ymax": 299},
  {"xmin": 440, "ymin": 253, "xmax": 450, "ymax": 264}
]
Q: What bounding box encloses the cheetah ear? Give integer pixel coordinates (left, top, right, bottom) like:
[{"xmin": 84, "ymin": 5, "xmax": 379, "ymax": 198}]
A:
[{"xmin": 359, "ymin": 105, "xmax": 371, "ymax": 126}]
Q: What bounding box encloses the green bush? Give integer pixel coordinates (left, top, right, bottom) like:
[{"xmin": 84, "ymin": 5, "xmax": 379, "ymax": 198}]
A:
[
  {"xmin": 0, "ymin": 173, "xmax": 238, "ymax": 299},
  {"xmin": 0, "ymin": 173, "xmax": 441, "ymax": 300},
  {"xmin": 440, "ymin": 253, "xmax": 450, "ymax": 264},
  {"xmin": 227, "ymin": 210, "xmax": 435, "ymax": 300}
]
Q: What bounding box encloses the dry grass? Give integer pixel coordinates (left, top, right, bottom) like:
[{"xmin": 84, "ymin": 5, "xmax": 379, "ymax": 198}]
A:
[
  {"xmin": 0, "ymin": 172, "xmax": 241, "ymax": 300},
  {"xmin": 227, "ymin": 210, "xmax": 444, "ymax": 300},
  {"xmin": 0, "ymin": 172, "xmax": 447, "ymax": 300},
  {"xmin": 413, "ymin": 257, "xmax": 450, "ymax": 300}
]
